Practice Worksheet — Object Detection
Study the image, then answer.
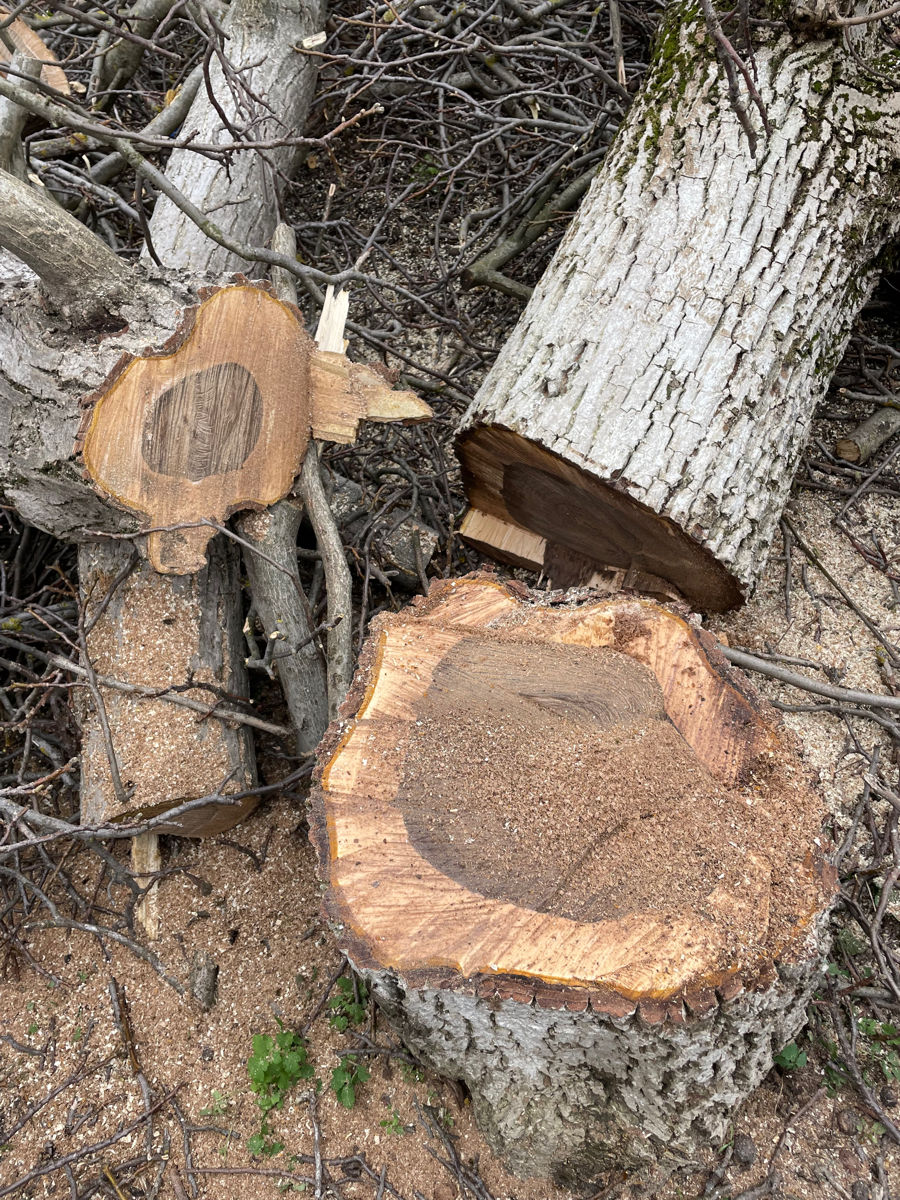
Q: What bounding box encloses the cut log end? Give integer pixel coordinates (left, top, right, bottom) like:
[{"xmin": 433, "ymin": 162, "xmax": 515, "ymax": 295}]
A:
[
  {"xmin": 310, "ymin": 576, "xmax": 834, "ymax": 1184},
  {"xmin": 457, "ymin": 425, "xmax": 743, "ymax": 612},
  {"xmin": 80, "ymin": 284, "xmax": 431, "ymax": 576}
]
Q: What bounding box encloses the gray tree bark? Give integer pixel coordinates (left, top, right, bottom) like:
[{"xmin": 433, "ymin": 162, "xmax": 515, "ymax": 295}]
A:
[
  {"xmin": 143, "ymin": 0, "xmax": 326, "ymax": 276},
  {"xmin": 364, "ymin": 939, "xmax": 825, "ymax": 1188},
  {"xmin": 458, "ymin": 3, "xmax": 900, "ymax": 610}
]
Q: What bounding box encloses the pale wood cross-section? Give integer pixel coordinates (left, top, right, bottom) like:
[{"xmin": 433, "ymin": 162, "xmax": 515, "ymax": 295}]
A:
[
  {"xmin": 310, "ymin": 576, "xmax": 834, "ymax": 1184},
  {"xmin": 81, "ymin": 284, "xmax": 429, "ymax": 575}
]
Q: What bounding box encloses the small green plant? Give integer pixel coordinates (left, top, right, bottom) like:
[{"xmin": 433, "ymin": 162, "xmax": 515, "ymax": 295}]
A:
[
  {"xmin": 327, "ymin": 976, "xmax": 368, "ymax": 1032},
  {"xmin": 380, "ymin": 1109, "xmax": 405, "ymax": 1136},
  {"xmin": 400, "ymin": 1061, "xmax": 425, "ymax": 1085},
  {"xmin": 330, "ymin": 1054, "xmax": 370, "ymax": 1109},
  {"xmin": 857, "ymin": 1018, "xmax": 900, "ymax": 1083},
  {"xmin": 27, "ymin": 1023, "xmax": 38, "ymax": 1036},
  {"xmin": 774, "ymin": 1041, "xmax": 807, "ymax": 1071},
  {"xmin": 246, "ymin": 1023, "xmax": 316, "ymax": 1157},
  {"xmin": 200, "ymin": 1089, "xmax": 231, "ymax": 1117}
]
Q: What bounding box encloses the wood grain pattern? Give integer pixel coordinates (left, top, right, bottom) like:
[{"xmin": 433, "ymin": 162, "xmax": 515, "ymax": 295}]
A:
[
  {"xmin": 458, "ymin": 424, "xmax": 741, "ymax": 609},
  {"xmin": 81, "ymin": 285, "xmax": 431, "ymax": 575},
  {"xmin": 0, "ymin": 9, "xmax": 70, "ymax": 94},
  {"xmin": 311, "ymin": 577, "xmax": 833, "ymax": 1007},
  {"xmin": 82, "ymin": 286, "xmax": 311, "ymax": 574},
  {"xmin": 142, "ymin": 362, "xmax": 263, "ymax": 482}
]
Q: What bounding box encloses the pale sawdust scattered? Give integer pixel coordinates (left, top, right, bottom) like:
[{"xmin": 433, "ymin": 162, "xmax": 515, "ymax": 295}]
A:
[{"xmin": 0, "ymin": 794, "xmax": 567, "ymax": 1200}]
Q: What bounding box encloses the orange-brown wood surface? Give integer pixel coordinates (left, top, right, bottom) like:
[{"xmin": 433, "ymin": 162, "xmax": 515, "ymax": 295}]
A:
[
  {"xmin": 81, "ymin": 285, "xmax": 430, "ymax": 575},
  {"xmin": 0, "ymin": 9, "xmax": 70, "ymax": 93},
  {"xmin": 311, "ymin": 577, "xmax": 834, "ymax": 1012}
]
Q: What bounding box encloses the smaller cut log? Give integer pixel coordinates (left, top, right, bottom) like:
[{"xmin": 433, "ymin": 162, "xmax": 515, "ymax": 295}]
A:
[
  {"xmin": 310, "ymin": 577, "xmax": 835, "ymax": 1187},
  {"xmin": 835, "ymin": 407, "xmax": 900, "ymax": 464},
  {"xmin": 0, "ymin": 9, "xmax": 70, "ymax": 94},
  {"xmin": 77, "ymin": 538, "xmax": 257, "ymax": 836}
]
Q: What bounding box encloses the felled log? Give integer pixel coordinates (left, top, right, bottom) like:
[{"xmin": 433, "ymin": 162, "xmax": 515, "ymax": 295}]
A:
[
  {"xmin": 75, "ymin": 282, "xmax": 428, "ymax": 837},
  {"xmin": 835, "ymin": 407, "xmax": 900, "ymax": 465},
  {"xmin": 310, "ymin": 577, "xmax": 834, "ymax": 1188},
  {"xmin": 77, "ymin": 539, "xmax": 257, "ymax": 838},
  {"xmin": 457, "ymin": 5, "xmax": 900, "ymax": 611}
]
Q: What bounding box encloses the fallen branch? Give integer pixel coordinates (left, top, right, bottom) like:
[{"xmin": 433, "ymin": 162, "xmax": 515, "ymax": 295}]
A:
[{"xmin": 720, "ymin": 645, "xmax": 900, "ymax": 713}]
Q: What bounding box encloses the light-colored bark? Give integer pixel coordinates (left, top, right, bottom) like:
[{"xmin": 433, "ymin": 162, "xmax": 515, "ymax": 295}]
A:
[
  {"xmin": 364, "ymin": 939, "xmax": 825, "ymax": 1187},
  {"xmin": 0, "ymin": 267, "xmax": 190, "ymax": 537},
  {"xmin": 459, "ymin": 10, "xmax": 900, "ymax": 608},
  {"xmin": 0, "ymin": 166, "xmax": 143, "ymax": 320},
  {"xmin": 143, "ymin": 0, "xmax": 326, "ymax": 276},
  {"xmin": 0, "ymin": 53, "xmax": 40, "ymax": 179},
  {"xmin": 236, "ymin": 500, "xmax": 329, "ymax": 755}
]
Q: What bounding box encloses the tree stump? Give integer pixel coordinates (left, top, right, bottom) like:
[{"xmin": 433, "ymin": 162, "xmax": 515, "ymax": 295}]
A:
[
  {"xmin": 457, "ymin": 5, "xmax": 900, "ymax": 610},
  {"xmin": 310, "ymin": 577, "xmax": 835, "ymax": 1188}
]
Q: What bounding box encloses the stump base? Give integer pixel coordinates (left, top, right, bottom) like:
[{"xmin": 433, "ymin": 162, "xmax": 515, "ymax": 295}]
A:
[{"xmin": 311, "ymin": 577, "xmax": 834, "ymax": 1186}]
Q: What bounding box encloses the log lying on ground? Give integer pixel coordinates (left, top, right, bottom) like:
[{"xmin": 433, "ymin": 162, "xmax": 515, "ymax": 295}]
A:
[
  {"xmin": 77, "ymin": 539, "xmax": 256, "ymax": 837},
  {"xmin": 457, "ymin": 5, "xmax": 900, "ymax": 610},
  {"xmin": 310, "ymin": 576, "xmax": 835, "ymax": 1187},
  {"xmin": 835, "ymin": 407, "xmax": 900, "ymax": 465}
]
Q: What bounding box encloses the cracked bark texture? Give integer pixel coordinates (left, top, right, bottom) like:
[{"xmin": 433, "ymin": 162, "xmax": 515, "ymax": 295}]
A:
[
  {"xmin": 458, "ymin": 10, "xmax": 900, "ymax": 608},
  {"xmin": 364, "ymin": 942, "xmax": 825, "ymax": 1189},
  {"xmin": 0, "ymin": 268, "xmax": 191, "ymax": 538},
  {"xmin": 143, "ymin": 0, "xmax": 326, "ymax": 276}
]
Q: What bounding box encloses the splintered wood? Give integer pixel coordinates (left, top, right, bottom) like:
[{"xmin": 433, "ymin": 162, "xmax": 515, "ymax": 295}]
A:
[
  {"xmin": 81, "ymin": 285, "xmax": 429, "ymax": 575},
  {"xmin": 310, "ymin": 577, "xmax": 835, "ymax": 1183}
]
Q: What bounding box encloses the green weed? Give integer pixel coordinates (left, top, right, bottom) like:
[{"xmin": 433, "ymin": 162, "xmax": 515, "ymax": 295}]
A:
[
  {"xmin": 330, "ymin": 1054, "xmax": 370, "ymax": 1109},
  {"xmin": 200, "ymin": 1089, "xmax": 231, "ymax": 1117},
  {"xmin": 327, "ymin": 976, "xmax": 368, "ymax": 1032},
  {"xmin": 246, "ymin": 1023, "xmax": 315, "ymax": 1157},
  {"xmin": 774, "ymin": 1041, "xmax": 807, "ymax": 1071},
  {"xmin": 380, "ymin": 1109, "xmax": 405, "ymax": 1136}
]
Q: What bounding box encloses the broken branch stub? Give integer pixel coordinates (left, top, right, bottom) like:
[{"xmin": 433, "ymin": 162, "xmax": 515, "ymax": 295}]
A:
[
  {"xmin": 80, "ymin": 284, "xmax": 430, "ymax": 575},
  {"xmin": 310, "ymin": 576, "xmax": 835, "ymax": 1187}
]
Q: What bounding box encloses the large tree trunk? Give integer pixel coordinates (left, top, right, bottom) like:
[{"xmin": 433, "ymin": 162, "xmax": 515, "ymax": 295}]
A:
[
  {"xmin": 458, "ymin": 4, "xmax": 900, "ymax": 610},
  {"xmin": 310, "ymin": 576, "xmax": 835, "ymax": 1188}
]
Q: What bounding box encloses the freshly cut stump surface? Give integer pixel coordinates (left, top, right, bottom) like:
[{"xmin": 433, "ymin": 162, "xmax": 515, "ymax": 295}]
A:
[{"xmin": 311, "ymin": 577, "xmax": 834, "ymax": 1187}]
